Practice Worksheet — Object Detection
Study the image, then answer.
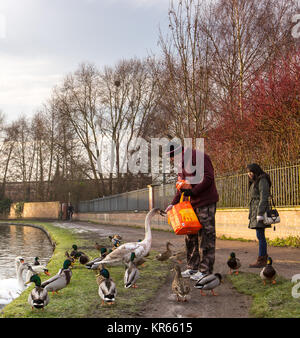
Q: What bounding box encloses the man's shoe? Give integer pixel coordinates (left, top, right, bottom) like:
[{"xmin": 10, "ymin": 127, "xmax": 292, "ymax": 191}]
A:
[
  {"xmin": 181, "ymin": 269, "xmax": 198, "ymax": 278},
  {"xmin": 190, "ymin": 271, "xmax": 207, "ymax": 281}
]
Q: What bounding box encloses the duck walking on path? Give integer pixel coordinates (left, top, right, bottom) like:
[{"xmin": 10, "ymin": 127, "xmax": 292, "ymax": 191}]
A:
[
  {"xmin": 156, "ymin": 241, "xmax": 174, "ymax": 261},
  {"xmin": 194, "ymin": 273, "xmax": 222, "ymax": 296},
  {"xmin": 171, "ymin": 265, "xmax": 190, "ymax": 302},
  {"xmin": 260, "ymin": 257, "xmax": 277, "ymax": 285},
  {"xmin": 227, "ymin": 252, "xmax": 241, "ymax": 275}
]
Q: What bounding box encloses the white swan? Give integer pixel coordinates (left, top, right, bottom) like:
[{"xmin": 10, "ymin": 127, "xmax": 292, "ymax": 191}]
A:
[
  {"xmin": 0, "ymin": 258, "xmax": 29, "ymax": 305},
  {"xmin": 90, "ymin": 208, "xmax": 160, "ymax": 268}
]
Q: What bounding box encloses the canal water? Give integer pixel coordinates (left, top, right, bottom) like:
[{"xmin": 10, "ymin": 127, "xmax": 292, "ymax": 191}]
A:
[{"xmin": 0, "ymin": 224, "xmax": 53, "ymax": 309}]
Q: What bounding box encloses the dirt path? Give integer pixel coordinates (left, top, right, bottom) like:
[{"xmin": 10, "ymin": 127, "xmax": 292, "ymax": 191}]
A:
[{"xmin": 52, "ymin": 220, "xmax": 300, "ymax": 318}]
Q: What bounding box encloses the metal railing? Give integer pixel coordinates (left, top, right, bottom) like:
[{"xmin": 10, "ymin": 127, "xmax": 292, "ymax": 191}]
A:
[
  {"xmin": 78, "ymin": 163, "xmax": 300, "ymax": 212},
  {"xmin": 78, "ymin": 188, "xmax": 149, "ymax": 213}
]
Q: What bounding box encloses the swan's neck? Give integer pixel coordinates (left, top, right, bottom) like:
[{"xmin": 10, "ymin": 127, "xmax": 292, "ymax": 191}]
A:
[
  {"xmin": 15, "ymin": 260, "xmax": 20, "ymax": 277},
  {"xmin": 144, "ymin": 209, "xmax": 155, "ymax": 242},
  {"xmin": 17, "ymin": 264, "xmax": 26, "ymax": 289}
]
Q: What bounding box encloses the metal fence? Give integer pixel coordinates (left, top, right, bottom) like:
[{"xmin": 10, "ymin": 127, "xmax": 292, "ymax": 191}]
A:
[
  {"xmin": 78, "ymin": 188, "xmax": 149, "ymax": 213},
  {"xmin": 78, "ymin": 163, "xmax": 300, "ymax": 212}
]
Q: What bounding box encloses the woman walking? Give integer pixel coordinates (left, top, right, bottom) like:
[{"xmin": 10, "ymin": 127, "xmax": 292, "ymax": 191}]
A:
[{"xmin": 247, "ymin": 163, "xmax": 272, "ymax": 268}]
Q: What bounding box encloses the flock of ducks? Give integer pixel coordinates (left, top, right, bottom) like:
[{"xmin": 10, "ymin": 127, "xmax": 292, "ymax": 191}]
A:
[
  {"xmin": 2, "ymin": 207, "xmax": 278, "ymax": 311},
  {"xmin": 3, "ymin": 208, "xmax": 160, "ymax": 310},
  {"xmin": 158, "ymin": 245, "xmax": 277, "ymax": 302},
  {"xmin": 226, "ymin": 251, "xmax": 277, "ymax": 286}
]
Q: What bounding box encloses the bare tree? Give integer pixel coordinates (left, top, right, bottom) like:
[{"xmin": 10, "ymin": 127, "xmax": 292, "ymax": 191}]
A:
[{"xmin": 156, "ymin": 0, "xmax": 214, "ymax": 144}]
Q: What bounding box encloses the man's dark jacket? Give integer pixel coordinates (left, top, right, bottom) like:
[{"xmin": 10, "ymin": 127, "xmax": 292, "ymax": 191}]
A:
[{"xmin": 171, "ymin": 149, "xmax": 219, "ymax": 209}]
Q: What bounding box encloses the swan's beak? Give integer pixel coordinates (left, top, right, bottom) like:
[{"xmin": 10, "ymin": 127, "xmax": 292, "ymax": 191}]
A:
[
  {"xmin": 20, "ymin": 259, "xmax": 25, "ymax": 263},
  {"xmin": 44, "ymin": 271, "xmax": 50, "ymax": 276}
]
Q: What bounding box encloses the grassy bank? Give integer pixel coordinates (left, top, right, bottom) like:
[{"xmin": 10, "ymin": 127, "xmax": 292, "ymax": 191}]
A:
[
  {"xmin": 227, "ymin": 272, "xmax": 300, "ymax": 318},
  {"xmin": 0, "ymin": 221, "xmax": 172, "ymax": 318}
]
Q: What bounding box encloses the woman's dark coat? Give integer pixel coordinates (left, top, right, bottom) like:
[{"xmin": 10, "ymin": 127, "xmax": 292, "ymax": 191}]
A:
[{"xmin": 248, "ymin": 176, "xmax": 271, "ymax": 229}]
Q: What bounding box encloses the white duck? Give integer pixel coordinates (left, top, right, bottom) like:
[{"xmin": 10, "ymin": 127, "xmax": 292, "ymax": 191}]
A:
[
  {"xmin": 0, "ymin": 257, "xmax": 28, "ymax": 305},
  {"xmin": 90, "ymin": 208, "xmax": 160, "ymax": 269},
  {"xmin": 25, "ymin": 265, "xmax": 50, "ymax": 285}
]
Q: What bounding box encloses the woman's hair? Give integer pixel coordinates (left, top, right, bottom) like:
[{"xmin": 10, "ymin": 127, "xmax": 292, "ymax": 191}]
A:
[{"xmin": 247, "ymin": 163, "xmax": 271, "ymax": 189}]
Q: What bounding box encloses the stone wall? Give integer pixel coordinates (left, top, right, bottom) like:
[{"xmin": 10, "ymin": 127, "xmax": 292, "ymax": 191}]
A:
[
  {"xmin": 74, "ymin": 207, "xmax": 300, "ymax": 240},
  {"xmin": 9, "ymin": 201, "xmax": 61, "ymax": 219}
]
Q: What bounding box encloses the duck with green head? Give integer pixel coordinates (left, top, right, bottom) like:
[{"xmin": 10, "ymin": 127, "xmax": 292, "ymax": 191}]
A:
[
  {"xmin": 41, "ymin": 259, "xmax": 73, "ymax": 295},
  {"xmin": 260, "ymin": 257, "xmax": 277, "ymax": 285},
  {"xmin": 70, "ymin": 244, "xmax": 78, "ymax": 258},
  {"xmin": 26, "ymin": 274, "xmax": 49, "ymax": 310},
  {"xmin": 124, "ymin": 252, "xmax": 140, "ymax": 289},
  {"xmin": 33, "ymin": 257, "xmax": 40, "ymax": 266},
  {"xmin": 227, "ymin": 252, "xmax": 241, "ymax": 275},
  {"xmin": 97, "ymin": 266, "xmax": 117, "ymax": 306},
  {"xmin": 74, "ymin": 251, "xmax": 89, "ymax": 265},
  {"xmin": 85, "ymin": 248, "xmax": 108, "ymax": 269}
]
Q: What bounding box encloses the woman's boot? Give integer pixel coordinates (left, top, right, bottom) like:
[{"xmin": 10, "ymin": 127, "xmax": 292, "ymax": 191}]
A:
[{"xmin": 249, "ymin": 255, "xmax": 268, "ymax": 268}]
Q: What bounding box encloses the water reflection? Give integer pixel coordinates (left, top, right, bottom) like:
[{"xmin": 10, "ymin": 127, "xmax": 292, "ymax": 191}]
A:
[{"xmin": 0, "ymin": 224, "xmax": 53, "ymax": 281}]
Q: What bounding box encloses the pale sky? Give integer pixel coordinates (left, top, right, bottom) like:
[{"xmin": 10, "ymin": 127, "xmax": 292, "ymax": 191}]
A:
[{"xmin": 0, "ymin": 0, "xmax": 171, "ymax": 122}]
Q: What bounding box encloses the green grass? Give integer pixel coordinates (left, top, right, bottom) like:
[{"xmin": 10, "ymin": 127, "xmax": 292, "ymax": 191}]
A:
[
  {"xmin": 217, "ymin": 234, "xmax": 254, "ymax": 242},
  {"xmin": 218, "ymin": 234, "xmax": 300, "ymax": 248},
  {"xmin": 266, "ymin": 236, "xmax": 300, "ymax": 248},
  {"xmin": 227, "ymin": 272, "xmax": 300, "ymax": 318},
  {"xmin": 0, "ymin": 221, "xmax": 172, "ymax": 318}
]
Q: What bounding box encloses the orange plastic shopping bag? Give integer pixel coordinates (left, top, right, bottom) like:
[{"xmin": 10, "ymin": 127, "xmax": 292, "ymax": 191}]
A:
[{"xmin": 167, "ymin": 193, "xmax": 202, "ymax": 235}]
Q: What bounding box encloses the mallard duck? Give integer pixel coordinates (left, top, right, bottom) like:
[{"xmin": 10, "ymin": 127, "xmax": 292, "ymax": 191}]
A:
[
  {"xmin": 97, "ymin": 267, "xmax": 117, "ymax": 306},
  {"xmin": 70, "ymin": 244, "xmax": 78, "ymax": 258},
  {"xmin": 25, "ymin": 275, "xmax": 49, "ymax": 310},
  {"xmin": 260, "ymin": 257, "xmax": 276, "ymax": 285},
  {"xmin": 171, "ymin": 264, "xmax": 190, "ymax": 302},
  {"xmin": 94, "ymin": 242, "xmax": 102, "ymax": 251},
  {"xmin": 41, "ymin": 259, "xmax": 73, "ymax": 295},
  {"xmin": 33, "ymin": 257, "xmax": 40, "ymax": 266},
  {"xmin": 194, "ymin": 273, "xmax": 222, "ymax": 296},
  {"xmin": 25, "ymin": 264, "xmax": 50, "ymax": 284},
  {"xmin": 124, "ymin": 253, "xmax": 140, "ymax": 288},
  {"xmin": 109, "ymin": 235, "xmax": 122, "ymax": 249},
  {"xmin": 74, "ymin": 251, "xmax": 89, "ymax": 265},
  {"xmin": 91, "ymin": 208, "xmax": 160, "ymax": 268},
  {"xmin": 227, "ymin": 252, "xmax": 241, "ymax": 275},
  {"xmin": 169, "ymin": 250, "xmax": 186, "ymax": 264},
  {"xmin": 109, "ymin": 234, "xmax": 122, "ymax": 242},
  {"xmin": 85, "ymin": 248, "xmax": 109, "ymax": 269},
  {"xmin": 65, "ymin": 251, "xmax": 75, "ymax": 264},
  {"xmin": 156, "ymin": 241, "xmax": 174, "ymax": 261}
]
